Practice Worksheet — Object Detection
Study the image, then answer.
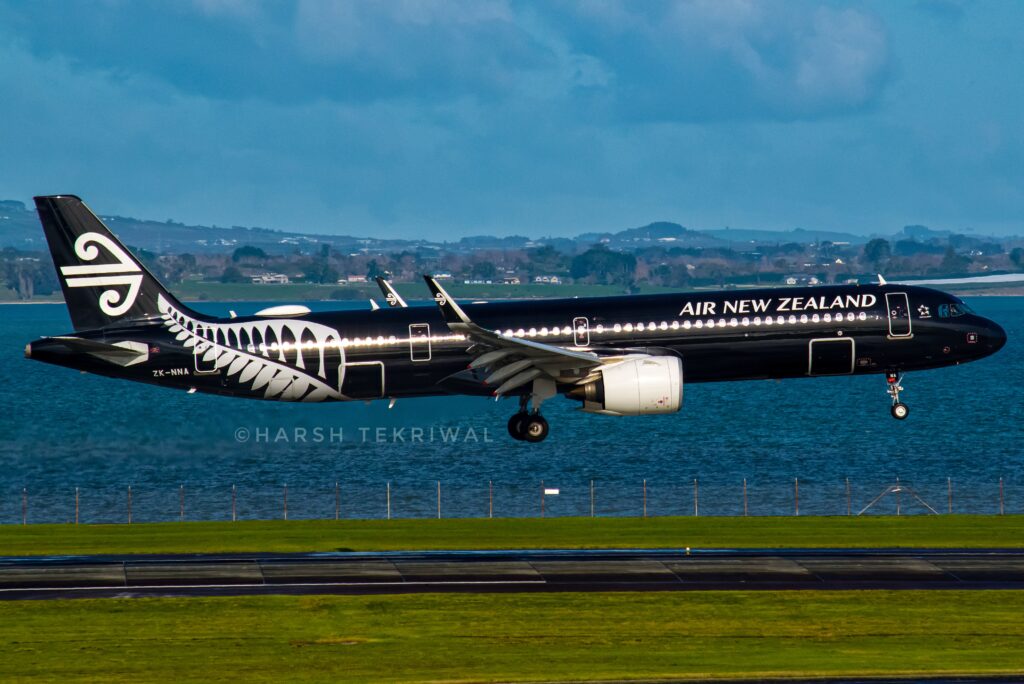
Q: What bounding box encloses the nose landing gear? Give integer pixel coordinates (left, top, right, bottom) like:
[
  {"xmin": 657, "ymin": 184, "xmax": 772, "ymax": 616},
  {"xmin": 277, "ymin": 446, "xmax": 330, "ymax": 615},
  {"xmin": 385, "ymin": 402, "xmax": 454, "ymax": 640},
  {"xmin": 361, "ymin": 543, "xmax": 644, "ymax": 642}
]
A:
[{"xmin": 886, "ymin": 371, "xmax": 909, "ymax": 420}]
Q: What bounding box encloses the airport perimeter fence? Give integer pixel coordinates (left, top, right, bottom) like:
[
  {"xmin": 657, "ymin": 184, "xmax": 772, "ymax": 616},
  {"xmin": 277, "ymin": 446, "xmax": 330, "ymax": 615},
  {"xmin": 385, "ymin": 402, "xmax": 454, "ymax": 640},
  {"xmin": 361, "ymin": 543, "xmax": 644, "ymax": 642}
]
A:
[{"xmin": 0, "ymin": 476, "xmax": 1019, "ymax": 525}]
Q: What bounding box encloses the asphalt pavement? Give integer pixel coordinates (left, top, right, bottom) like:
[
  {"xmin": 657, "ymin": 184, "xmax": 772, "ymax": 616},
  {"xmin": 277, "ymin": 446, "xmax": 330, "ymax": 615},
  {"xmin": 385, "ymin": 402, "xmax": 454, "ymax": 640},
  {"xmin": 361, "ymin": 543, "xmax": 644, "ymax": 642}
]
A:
[{"xmin": 2, "ymin": 548, "xmax": 1024, "ymax": 600}]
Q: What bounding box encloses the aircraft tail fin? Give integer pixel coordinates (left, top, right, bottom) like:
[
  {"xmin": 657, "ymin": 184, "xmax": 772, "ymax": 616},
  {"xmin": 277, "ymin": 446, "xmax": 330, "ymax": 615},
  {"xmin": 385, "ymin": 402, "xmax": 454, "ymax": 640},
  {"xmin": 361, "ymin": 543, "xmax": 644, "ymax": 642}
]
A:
[{"xmin": 34, "ymin": 195, "xmax": 197, "ymax": 331}]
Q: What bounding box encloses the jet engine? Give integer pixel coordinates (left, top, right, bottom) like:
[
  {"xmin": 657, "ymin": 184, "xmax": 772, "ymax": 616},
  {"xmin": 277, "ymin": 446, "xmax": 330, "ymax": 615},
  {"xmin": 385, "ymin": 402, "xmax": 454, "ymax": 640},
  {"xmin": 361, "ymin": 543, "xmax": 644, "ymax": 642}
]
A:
[{"xmin": 569, "ymin": 356, "xmax": 683, "ymax": 415}]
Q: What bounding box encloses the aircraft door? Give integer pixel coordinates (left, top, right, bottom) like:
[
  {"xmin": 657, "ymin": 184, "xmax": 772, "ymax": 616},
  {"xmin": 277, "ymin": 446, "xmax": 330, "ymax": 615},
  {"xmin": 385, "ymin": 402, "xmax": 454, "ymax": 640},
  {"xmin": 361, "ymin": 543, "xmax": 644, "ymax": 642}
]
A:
[
  {"xmin": 886, "ymin": 292, "xmax": 912, "ymax": 338},
  {"xmin": 573, "ymin": 317, "xmax": 590, "ymax": 346},
  {"xmin": 409, "ymin": 323, "xmax": 431, "ymax": 361},
  {"xmin": 193, "ymin": 324, "xmax": 219, "ymax": 374},
  {"xmin": 341, "ymin": 361, "xmax": 385, "ymax": 399},
  {"xmin": 808, "ymin": 338, "xmax": 855, "ymax": 375}
]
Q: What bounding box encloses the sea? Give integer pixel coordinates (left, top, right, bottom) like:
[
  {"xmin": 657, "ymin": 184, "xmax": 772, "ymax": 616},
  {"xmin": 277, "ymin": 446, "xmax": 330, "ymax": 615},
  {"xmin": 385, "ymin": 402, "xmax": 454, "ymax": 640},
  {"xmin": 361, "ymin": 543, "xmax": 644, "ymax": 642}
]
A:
[{"xmin": 0, "ymin": 296, "xmax": 1021, "ymax": 523}]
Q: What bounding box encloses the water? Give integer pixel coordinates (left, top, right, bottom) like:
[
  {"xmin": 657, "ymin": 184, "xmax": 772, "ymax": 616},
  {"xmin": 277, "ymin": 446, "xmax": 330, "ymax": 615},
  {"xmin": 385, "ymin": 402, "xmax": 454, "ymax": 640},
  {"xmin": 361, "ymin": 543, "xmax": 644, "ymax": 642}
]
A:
[{"xmin": 0, "ymin": 297, "xmax": 1021, "ymax": 523}]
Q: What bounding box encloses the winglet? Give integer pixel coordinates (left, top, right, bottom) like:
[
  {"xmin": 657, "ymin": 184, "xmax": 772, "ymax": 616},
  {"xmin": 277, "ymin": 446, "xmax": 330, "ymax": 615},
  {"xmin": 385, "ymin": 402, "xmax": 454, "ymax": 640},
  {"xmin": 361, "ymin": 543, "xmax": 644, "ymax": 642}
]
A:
[
  {"xmin": 877, "ymin": 274, "xmax": 887, "ymax": 286},
  {"xmin": 375, "ymin": 276, "xmax": 408, "ymax": 308},
  {"xmin": 369, "ymin": 299, "xmax": 380, "ymax": 311},
  {"xmin": 423, "ymin": 274, "xmax": 472, "ymax": 326}
]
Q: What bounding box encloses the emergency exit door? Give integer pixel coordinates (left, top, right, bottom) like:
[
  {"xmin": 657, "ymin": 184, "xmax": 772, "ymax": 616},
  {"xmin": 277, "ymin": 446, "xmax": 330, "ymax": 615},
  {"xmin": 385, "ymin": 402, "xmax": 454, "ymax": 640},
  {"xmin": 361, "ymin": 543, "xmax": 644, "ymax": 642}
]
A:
[
  {"xmin": 193, "ymin": 324, "xmax": 219, "ymax": 374},
  {"xmin": 573, "ymin": 317, "xmax": 590, "ymax": 346},
  {"xmin": 409, "ymin": 323, "xmax": 431, "ymax": 361},
  {"xmin": 886, "ymin": 292, "xmax": 912, "ymax": 338}
]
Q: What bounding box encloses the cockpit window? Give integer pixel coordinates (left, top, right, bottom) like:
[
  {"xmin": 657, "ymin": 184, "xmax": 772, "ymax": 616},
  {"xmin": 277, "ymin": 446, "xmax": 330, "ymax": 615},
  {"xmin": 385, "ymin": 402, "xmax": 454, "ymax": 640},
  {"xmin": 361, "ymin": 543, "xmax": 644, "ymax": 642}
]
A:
[{"xmin": 937, "ymin": 301, "xmax": 974, "ymax": 318}]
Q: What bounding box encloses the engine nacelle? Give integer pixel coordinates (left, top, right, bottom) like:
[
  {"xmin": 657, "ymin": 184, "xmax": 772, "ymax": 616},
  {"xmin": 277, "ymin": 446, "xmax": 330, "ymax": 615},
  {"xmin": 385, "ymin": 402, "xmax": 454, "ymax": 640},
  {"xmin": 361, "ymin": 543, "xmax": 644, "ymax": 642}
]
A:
[{"xmin": 570, "ymin": 356, "xmax": 683, "ymax": 416}]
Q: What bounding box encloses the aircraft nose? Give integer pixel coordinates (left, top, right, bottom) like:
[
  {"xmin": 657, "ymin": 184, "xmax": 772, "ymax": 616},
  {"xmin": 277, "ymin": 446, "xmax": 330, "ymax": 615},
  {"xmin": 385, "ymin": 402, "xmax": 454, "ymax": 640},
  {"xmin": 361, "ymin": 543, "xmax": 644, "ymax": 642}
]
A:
[{"xmin": 985, "ymin": 318, "xmax": 1007, "ymax": 354}]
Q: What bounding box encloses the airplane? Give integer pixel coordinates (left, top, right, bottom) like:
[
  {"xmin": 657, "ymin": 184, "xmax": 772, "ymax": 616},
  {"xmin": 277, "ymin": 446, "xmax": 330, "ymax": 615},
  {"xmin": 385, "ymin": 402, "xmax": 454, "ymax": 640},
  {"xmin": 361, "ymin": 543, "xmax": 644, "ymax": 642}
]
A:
[{"xmin": 25, "ymin": 195, "xmax": 1007, "ymax": 442}]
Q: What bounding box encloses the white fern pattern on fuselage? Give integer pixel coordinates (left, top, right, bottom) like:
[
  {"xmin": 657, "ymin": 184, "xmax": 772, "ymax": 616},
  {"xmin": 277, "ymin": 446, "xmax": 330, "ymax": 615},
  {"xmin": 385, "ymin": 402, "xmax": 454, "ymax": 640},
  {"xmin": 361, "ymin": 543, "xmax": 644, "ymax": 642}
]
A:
[{"xmin": 158, "ymin": 295, "xmax": 347, "ymax": 402}]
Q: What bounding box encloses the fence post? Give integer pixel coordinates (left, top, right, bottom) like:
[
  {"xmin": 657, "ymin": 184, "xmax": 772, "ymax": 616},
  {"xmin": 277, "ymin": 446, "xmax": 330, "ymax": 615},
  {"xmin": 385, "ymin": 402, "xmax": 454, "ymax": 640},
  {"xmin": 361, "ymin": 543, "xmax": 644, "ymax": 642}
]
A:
[
  {"xmin": 386, "ymin": 482, "xmax": 391, "ymax": 520},
  {"xmin": 541, "ymin": 480, "xmax": 545, "ymax": 518},
  {"xmin": 22, "ymin": 487, "xmax": 27, "ymax": 525},
  {"xmin": 179, "ymin": 484, "xmax": 185, "ymax": 522},
  {"xmin": 437, "ymin": 481, "xmax": 441, "ymax": 519},
  {"xmin": 693, "ymin": 479, "xmax": 699, "ymax": 517},
  {"xmin": 794, "ymin": 478, "xmax": 799, "ymax": 516},
  {"xmin": 283, "ymin": 484, "xmax": 288, "ymax": 521},
  {"xmin": 231, "ymin": 484, "xmax": 237, "ymax": 522},
  {"xmin": 896, "ymin": 476, "xmax": 901, "ymax": 516},
  {"xmin": 489, "ymin": 480, "xmax": 493, "ymax": 519},
  {"xmin": 642, "ymin": 479, "xmax": 647, "ymax": 519},
  {"xmin": 948, "ymin": 477, "xmax": 953, "ymax": 514},
  {"xmin": 1000, "ymin": 478, "xmax": 1005, "ymax": 516},
  {"xmin": 127, "ymin": 485, "xmax": 132, "ymax": 525},
  {"xmin": 335, "ymin": 481, "xmax": 340, "ymax": 521},
  {"xmin": 75, "ymin": 487, "xmax": 79, "ymax": 525},
  {"xmin": 590, "ymin": 479, "xmax": 595, "ymax": 518},
  {"xmin": 743, "ymin": 478, "xmax": 748, "ymax": 517},
  {"xmin": 846, "ymin": 478, "xmax": 851, "ymax": 516}
]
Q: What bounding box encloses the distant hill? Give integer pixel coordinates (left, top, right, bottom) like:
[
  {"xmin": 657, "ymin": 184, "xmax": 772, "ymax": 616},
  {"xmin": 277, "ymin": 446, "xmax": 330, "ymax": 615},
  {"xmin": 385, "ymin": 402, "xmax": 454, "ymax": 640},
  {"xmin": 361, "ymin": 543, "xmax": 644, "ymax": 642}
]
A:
[
  {"xmin": 0, "ymin": 196, "xmax": 1005, "ymax": 256},
  {"xmin": 579, "ymin": 221, "xmax": 727, "ymax": 249},
  {"xmin": 0, "ymin": 199, "xmax": 426, "ymax": 255},
  {"xmin": 702, "ymin": 227, "xmax": 867, "ymax": 245}
]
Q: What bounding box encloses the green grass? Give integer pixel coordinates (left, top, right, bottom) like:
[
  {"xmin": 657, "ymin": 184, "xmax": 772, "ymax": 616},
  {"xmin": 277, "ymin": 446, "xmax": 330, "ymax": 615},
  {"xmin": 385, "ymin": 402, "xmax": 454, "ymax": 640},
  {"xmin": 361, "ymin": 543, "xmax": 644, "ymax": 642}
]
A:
[
  {"xmin": 1, "ymin": 591, "xmax": 1023, "ymax": 682},
  {"xmin": 2, "ymin": 515, "xmax": 1023, "ymax": 557}
]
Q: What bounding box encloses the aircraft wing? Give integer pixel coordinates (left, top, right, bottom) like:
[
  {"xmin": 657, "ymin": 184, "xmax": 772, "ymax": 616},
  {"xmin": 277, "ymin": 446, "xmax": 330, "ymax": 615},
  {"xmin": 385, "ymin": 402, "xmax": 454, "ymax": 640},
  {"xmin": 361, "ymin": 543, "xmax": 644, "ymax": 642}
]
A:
[
  {"xmin": 375, "ymin": 277, "xmax": 408, "ymax": 308},
  {"xmin": 423, "ymin": 275, "xmax": 601, "ymax": 395}
]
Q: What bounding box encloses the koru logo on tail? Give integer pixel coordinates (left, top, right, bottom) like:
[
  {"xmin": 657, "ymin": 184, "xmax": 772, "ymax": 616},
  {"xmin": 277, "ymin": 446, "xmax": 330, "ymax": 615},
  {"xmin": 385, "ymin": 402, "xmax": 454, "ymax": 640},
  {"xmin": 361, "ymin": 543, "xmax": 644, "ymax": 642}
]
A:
[{"xmin": 59, "ymin": 232, "xmax": 143, "ymax": 316}]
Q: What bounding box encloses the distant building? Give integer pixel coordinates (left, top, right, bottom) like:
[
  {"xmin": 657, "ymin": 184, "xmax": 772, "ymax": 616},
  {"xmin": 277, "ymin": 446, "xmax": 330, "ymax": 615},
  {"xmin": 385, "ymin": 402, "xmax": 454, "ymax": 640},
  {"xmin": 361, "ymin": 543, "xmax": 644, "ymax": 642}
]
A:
[
  {"xmin": 785, "ymin": 275, "xmax": 819, "ymax": 286},
  {"xmin": 434, "ymin": 272, "xmax": 453, "ymax": 281},
  {"xmin": 503, "ymin": 276, "xmax": 521, "ymax": 285},
  {"xmin": 533, "ymin": 275, "xmax": 561, "ymax": 284},
  {"xmin": 251, "ymin": 273, "xmax": 290, "ymax": 284}
]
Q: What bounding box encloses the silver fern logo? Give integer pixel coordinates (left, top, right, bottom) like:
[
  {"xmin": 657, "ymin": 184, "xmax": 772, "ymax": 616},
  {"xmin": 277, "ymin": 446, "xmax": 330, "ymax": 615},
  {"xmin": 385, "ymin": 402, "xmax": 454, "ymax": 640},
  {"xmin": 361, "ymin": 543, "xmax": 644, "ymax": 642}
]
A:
[
  {"xmin": 158, "ymin": 295, "xmax": 346, "ymax": 402},
  {"xmin": 59, "ymin": 232, "xmax": 144, "ymax": 316}
]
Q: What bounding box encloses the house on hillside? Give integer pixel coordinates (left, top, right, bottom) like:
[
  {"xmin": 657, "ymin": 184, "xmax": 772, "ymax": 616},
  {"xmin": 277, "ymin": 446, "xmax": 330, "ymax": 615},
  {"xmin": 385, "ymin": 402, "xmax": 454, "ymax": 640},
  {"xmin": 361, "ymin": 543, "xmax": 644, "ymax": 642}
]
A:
[{"xmin": 251, "ymin": 273, "xmax": 290, "ymax": 284}]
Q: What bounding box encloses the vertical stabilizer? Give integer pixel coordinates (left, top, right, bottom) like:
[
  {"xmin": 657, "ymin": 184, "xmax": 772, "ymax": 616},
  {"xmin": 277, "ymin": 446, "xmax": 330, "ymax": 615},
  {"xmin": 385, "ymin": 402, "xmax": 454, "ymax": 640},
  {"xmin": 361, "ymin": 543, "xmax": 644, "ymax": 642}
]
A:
[{"xmin": 35, "ymin": 195, "xmax": 198, "ymax": 330}]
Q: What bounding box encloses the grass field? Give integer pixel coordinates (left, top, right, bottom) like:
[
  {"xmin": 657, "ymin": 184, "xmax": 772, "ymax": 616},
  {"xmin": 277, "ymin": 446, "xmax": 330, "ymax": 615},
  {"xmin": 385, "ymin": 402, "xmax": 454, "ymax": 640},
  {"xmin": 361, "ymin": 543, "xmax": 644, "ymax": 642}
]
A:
[
  {"xmin": 1, "ymin": 590, "xmax": 1022, "ymax": 681},
  {"xmin": 2, "ymin": 515, "xmax": 1022, "ymax": 556}
]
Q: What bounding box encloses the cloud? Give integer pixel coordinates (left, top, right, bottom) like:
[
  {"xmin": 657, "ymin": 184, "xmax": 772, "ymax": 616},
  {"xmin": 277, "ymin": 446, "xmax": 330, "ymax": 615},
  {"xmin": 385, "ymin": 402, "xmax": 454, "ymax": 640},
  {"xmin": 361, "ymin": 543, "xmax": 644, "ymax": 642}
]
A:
[
  {"xmin": 0, "ymin": 1, "xmax": 888, "ymax": 123},
  {"xmin": 1, "ymin": 1, "xmax": 1019, "ymax": 239},
  {"xmin": 563, "ymin": 0, "xmax": 891, "ymax": 121}
]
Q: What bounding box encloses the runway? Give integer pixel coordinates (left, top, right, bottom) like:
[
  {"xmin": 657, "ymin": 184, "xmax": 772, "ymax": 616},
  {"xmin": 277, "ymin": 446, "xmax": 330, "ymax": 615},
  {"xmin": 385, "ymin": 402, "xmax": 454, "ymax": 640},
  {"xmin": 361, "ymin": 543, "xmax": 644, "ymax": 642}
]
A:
[{"xmin": 2, "ymin": 548, "xmax": 1024, "ymax": 600}]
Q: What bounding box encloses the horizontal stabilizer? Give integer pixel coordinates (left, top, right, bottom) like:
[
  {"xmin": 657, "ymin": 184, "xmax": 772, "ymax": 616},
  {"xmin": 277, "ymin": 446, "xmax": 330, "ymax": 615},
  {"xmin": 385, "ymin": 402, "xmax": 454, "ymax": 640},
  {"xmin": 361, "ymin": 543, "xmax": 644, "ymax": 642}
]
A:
[{"xmin": 49, "ymin": 336, "xmax": 149, "ymax": 366}]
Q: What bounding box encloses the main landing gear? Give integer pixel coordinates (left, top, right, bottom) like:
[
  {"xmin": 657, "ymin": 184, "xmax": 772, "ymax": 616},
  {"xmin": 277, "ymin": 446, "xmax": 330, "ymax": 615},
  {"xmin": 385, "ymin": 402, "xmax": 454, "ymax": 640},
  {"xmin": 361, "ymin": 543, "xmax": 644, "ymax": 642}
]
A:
[
  {"xmin": 886, "ymin": 371, "xmax": 909, "ymax": 420},
  {"xmin": 508, "ymin": 380, "xmax": 555, "ymax": 443},
  {"xmin": 508, "ymin": 410, "xmax": 549, "ymax": 443}
]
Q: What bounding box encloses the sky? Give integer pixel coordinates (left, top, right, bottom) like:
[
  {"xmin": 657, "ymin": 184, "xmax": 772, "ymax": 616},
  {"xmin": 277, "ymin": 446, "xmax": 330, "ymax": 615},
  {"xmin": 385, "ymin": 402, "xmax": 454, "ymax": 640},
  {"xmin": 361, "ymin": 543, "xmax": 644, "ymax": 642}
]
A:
[{"xmin": 0, "ymin": 0, "xmax": 1021, "ymax": 239}]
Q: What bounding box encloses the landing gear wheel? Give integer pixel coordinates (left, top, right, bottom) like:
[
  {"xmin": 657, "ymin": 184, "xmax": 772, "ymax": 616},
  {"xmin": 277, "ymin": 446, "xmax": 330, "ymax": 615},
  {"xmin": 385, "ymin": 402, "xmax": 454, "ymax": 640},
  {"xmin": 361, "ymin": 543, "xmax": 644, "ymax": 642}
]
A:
[
  {"xmin": 522, "ymin": 414, "xmax": 549, "ymax": 443},
  {"xmin": 508, "ymin": 412, "xmax": 528, "ymax": 440},
  {"xmin": 885, "ymin": 371, "xmax": 909, "ymax": 421}
]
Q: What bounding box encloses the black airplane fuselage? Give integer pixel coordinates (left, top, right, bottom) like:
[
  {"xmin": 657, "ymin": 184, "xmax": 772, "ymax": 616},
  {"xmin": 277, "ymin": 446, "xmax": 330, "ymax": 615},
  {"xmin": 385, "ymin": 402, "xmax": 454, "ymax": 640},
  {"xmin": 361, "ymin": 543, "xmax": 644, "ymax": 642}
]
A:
[
  {"xmin": 23, "ymin": 194, "xmax": 1008, "ymax": 440},
  {"xmin": 29, "ymin": 282, "xmax": 1005, "ymax": 403}
]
